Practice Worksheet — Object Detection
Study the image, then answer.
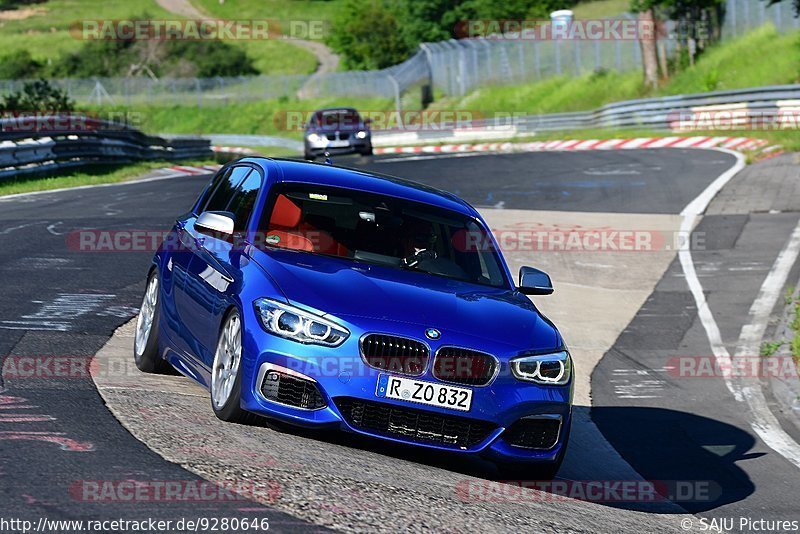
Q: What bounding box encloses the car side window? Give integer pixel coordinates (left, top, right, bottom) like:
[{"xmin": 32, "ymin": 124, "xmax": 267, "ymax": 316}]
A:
[
  {"xmin": 203, "ymin": 166, "xmax": 252, "ymax": 214},
  {"xmin": 226, "ymin": 169, "xmax": 262, "ymax": 231},
  {"xmin": 194, "ymin": 167, "xmax": 231, "ymax": 213}
]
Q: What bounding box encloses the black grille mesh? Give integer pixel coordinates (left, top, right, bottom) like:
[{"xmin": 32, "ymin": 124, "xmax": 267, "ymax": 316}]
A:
[
  {"xmin": 503, "ymin": 417, "xmax": 561, "ymax": 449},
  {"xmin": 335, "ymin": 397, "xmax": 496, "ymax": 449},
  {"xmin": 360, "ymin": 334, "xmax": 429, "ymax": 376},
  {"xmin": 433, "ymin": 347, "xmax": 497, "ymax": 386},
  {"xmin": 260, "ymin": 370, "xmax": 326, "ymax": 410}
]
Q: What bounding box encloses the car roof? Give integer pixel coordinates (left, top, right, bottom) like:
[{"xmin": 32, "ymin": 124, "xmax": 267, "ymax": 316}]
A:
[
  {"xmin": 242, "ymin": 157, "xmax": 478, "ymax": 217},
  {"xmin": 315, "ymin": 107, "xmax": 358, "ymax": 114}
]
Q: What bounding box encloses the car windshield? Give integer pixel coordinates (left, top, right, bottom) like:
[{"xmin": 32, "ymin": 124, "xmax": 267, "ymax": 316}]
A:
[
  {"xmin": 316, "ymin": 110, "xmax": 361, "ymax": 129},
  {"xmin": 258, "ymin": 184, "xmax": 507, "ymax": 288}
]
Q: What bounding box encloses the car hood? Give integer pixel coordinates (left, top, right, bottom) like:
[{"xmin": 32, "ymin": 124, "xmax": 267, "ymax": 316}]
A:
[{"xmin": 250, "ymin": 249, "xmax": 560, "ymax": 352}]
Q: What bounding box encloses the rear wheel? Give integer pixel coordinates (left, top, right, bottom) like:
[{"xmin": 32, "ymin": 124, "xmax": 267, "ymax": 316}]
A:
[
  {"xmin": 134, "ymin": 271, "xmax": 171, "ymax": 374},
  {"xmin": 210, "ymin": 310, "xmax": 259, "ymax": 424}
]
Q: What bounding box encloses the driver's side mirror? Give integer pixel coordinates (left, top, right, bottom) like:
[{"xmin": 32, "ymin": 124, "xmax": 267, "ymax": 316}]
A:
[
  {"xmin": 518, "ymin": 266, "xmax": 554, "ymax": 295},
  {"xmin": 196, "ymin": 211, "xmax": 235, "ymax": 236}
]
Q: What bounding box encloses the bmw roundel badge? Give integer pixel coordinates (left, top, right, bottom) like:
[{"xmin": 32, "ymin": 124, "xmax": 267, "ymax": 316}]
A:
[{"xmin": 425, "ymin": 328, "xmax": 441, "ymax": 340}]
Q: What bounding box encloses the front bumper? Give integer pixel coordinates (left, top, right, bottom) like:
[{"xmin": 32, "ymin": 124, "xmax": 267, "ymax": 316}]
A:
[
  {"xmin": 238, "ymin": 311, "xmax": 573, "ymax": 464},
  {"xmin": 305, "ymin": 136, "xmax": 371, "ymax": 156}
]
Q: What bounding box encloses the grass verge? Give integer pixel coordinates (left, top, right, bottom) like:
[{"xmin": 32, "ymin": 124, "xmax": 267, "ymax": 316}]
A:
[
  {"xmin": 106, "ymin": 96, "xmax": 394, "ymax": 138},
  {"xmin": 0, "ymin": 159, "xmax": 215, "ymax": 197},
  {"xmin": 0, "ymin": 0, "xmax": 317, "ymax": 75},
  {"xmin": 430, "ymin": 25, "xmax": 800, "ymax": 115}
]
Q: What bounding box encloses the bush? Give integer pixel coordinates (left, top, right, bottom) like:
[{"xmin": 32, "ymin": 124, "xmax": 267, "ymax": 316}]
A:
[
  {"xmin": 165, "ymin": 41, "xmax": 258, "ymax": 77},
  {"xmin": 0, "ymin": 79, "xmax": 75, "ymax": 112},
  {"xmin": 50, "ymin": 13, "xmax": 258, "ymax": 78},
  {"xmin": 0, "ymin": 50, "xmax": 44, "ymax": 79}
]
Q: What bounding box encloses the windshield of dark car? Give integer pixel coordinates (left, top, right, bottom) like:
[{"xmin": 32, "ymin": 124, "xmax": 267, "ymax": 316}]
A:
[
  {"xmin": 257, "ymin": 184, "xmax": 507, "ymax": 288},
  {"xmin": 316, "ymin": 110, "xmax": 361, "ymax": 129}
]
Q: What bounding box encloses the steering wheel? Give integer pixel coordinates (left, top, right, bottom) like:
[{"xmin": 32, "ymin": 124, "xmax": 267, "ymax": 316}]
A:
[{"xmin": 401, "ymin": 249, "xmax": 438, "ymax": 268}]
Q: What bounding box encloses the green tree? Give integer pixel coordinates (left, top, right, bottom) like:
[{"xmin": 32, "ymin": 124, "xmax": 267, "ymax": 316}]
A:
[{"xmin": 327, "ymin": 0, "xmax": 412, "ymax": 69}]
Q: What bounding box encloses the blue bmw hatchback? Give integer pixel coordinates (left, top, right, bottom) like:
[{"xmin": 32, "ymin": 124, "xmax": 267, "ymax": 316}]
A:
[{"xmin": 134, "ymin": 157, "xmax": 573, "ymax": 476}]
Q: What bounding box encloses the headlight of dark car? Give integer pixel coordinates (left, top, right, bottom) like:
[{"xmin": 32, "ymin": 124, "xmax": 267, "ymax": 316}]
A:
[
  {"xmin": 510, "ymin": 350, "xmax": 571, "ymax": 385},
  {"xmin": 254, "ymin": 298, "xmax": 349, "ymax": 347}
]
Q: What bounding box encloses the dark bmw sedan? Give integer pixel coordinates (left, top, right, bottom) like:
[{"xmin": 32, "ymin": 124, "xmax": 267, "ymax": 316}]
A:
[{"xmin": 304, "ymin": 108, "xmax": 372, "ymax": 160}]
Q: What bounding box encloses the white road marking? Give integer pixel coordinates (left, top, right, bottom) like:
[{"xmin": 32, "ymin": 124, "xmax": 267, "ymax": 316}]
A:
[
  {"xmin": 0, "ymin": 294, "xmax": 116, "ymax": 331},
  {"xmin": 0, "ymin": 221, "xmax": 45, "ymax": 235},
  {"xmin": 376, "ymin": 152, "xmax": 493, "ymax": 163},
  {"xmin": 679, "ymin": 147, "xmax": 800, "ymax": 470}
]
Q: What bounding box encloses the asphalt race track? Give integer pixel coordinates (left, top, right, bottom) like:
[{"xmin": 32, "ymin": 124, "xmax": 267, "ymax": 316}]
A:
[{"xmin": 1, "ymin": 148, "xmax": 799, "ymax": 532}]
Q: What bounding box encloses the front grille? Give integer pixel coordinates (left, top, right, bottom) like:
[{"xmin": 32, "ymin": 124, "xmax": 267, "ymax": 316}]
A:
[
  {"xmin": 360, "ymin": 334, "xmax": 429, "ymax": 376},
  {"xmin": 325, "ymin": 133, "xmax": 336, "ymax": 141},
  {"xmin": 335, "ymin": 397, "xmax": 496, "ymax": 449},
  {"xmin": 260, "ymin": 370, "xmax": 326, "ymax": 410},
  {"xmin": 503, "ymin": 417, "xmax": 561, "ymax": 449},
  {"xmin": 339, "ymin": 132, "xmax": 350, "ymax": 140},
  {"xmin": 433, "ymin": 347, "xmax": 497, "ymax": 386}
]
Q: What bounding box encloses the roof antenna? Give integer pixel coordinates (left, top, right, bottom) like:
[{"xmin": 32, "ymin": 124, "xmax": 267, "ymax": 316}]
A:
[{"xmin": 323, "ymin": 151, "xmax": 333, "ymax": 165}]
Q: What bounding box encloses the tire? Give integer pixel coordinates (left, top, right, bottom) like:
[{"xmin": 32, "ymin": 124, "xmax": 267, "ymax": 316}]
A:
[
  {"xmin": 210, "ymin": 309, "xmax": 260, "ymax": 425},
  {"xmin": 134, "ymin": 271, "xmax": 171, "ymax": 374},
  {"xmin": 360, "ymin": 146, "xmax": 373, "ymax": 156},
  {"xmin": 496, "ymin": 419, "xmax": 571, "ymax": 480}
]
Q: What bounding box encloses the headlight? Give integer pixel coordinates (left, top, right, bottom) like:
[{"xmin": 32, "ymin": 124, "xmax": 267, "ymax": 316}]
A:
[
  {"xmin": 510, "ymin": 350, "xmax": 571, "ymax": 385},
  {"xmin": 254, "ymin": 298, "xmax": 349, "ymax": 347},
  {"xmin": 355, "ymin": 130, "xmax": 367, "ymax": 139},
  {"xmin": 307, "ymin": 133, "xmax": 321, "ymax": 143}
]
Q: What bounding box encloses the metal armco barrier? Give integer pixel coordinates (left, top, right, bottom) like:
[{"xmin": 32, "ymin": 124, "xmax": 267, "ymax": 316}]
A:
[{"xmin": 0, "ymin": 116, "xmax": 211, "ymax": 179}]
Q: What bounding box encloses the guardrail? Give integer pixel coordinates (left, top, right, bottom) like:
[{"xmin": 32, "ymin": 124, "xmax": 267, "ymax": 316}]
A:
[
  {"xmin": 371, "ymin": 84, "xmax": 800, "ymax": 145},
  {"xmin": 0, "ymin": 117, "xmax": 211, "ymax": 179}
]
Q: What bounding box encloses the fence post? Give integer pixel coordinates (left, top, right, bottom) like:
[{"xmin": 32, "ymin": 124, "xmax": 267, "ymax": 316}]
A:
[
  {"xmin": 534, "ymin": 41, "xmax": 542, "ymax": 79},
  {"xmin": 594, "ymin": 40, "xmax": 601, "ymax": 71},
  {"xmin": 573, "ymin": 40, "xmax": 581, "ymax": 76},
  {"xmin": 555, "ymin": 40, "xmax": 562, "ymax": 75},
  {"xmin": 386, "ymin": 74, "xmax": 402, "ymax": 127}
]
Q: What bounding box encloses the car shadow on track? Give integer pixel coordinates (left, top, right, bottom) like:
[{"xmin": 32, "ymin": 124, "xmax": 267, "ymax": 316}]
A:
[
  {"xmin": 256, "ymin": 403, "xmax": 755, "ymax": 515},
  {"xmin": 588, "ymin": 405, "xmax": 756, "ymax": 514}
]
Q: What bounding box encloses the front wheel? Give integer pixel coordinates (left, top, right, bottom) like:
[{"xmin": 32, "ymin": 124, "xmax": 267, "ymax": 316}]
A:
[
  {"xmin": 210, "ymin": 309, "xmax": 258, "ymax": 424},
  {"xmin": 134, "ymin": 271, "xmax": 170, "ymax": 374}
]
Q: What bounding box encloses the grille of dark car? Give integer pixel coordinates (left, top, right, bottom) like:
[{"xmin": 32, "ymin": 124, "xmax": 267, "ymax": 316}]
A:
[
  {"xmin": 335, "ymin": 397, "xmax": 496, "ymax": 449},
  {"xmin": 503, "ymin": 417, "xmax": 561, "ymax": 449},
  {"xmin": 325, "ymin": 133, "xmax": 336, "ymax": 141},
  {"xmin": 432, "ymin": 347, "xmax": 498, "ymax": 386},
  {"xmin": 360, "ymin": 334, "xmax": 429, "ymax": 376},
  {"xmin": 339, "ymin": 132, "xmax": 350, "ymax": 140},
  {"xmin": 260, "ymin": 369, "xmax": 326, "ymax": 410}
]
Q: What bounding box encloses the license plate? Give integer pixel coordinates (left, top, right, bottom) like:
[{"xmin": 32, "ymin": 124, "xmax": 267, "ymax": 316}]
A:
[
  {"xmin": 375, "ymin": 374, "xmax": 472, "ymax": 412},
  {"xmin": 327, "ymin": 140, "xmax": 350, "ymax": 147}
]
